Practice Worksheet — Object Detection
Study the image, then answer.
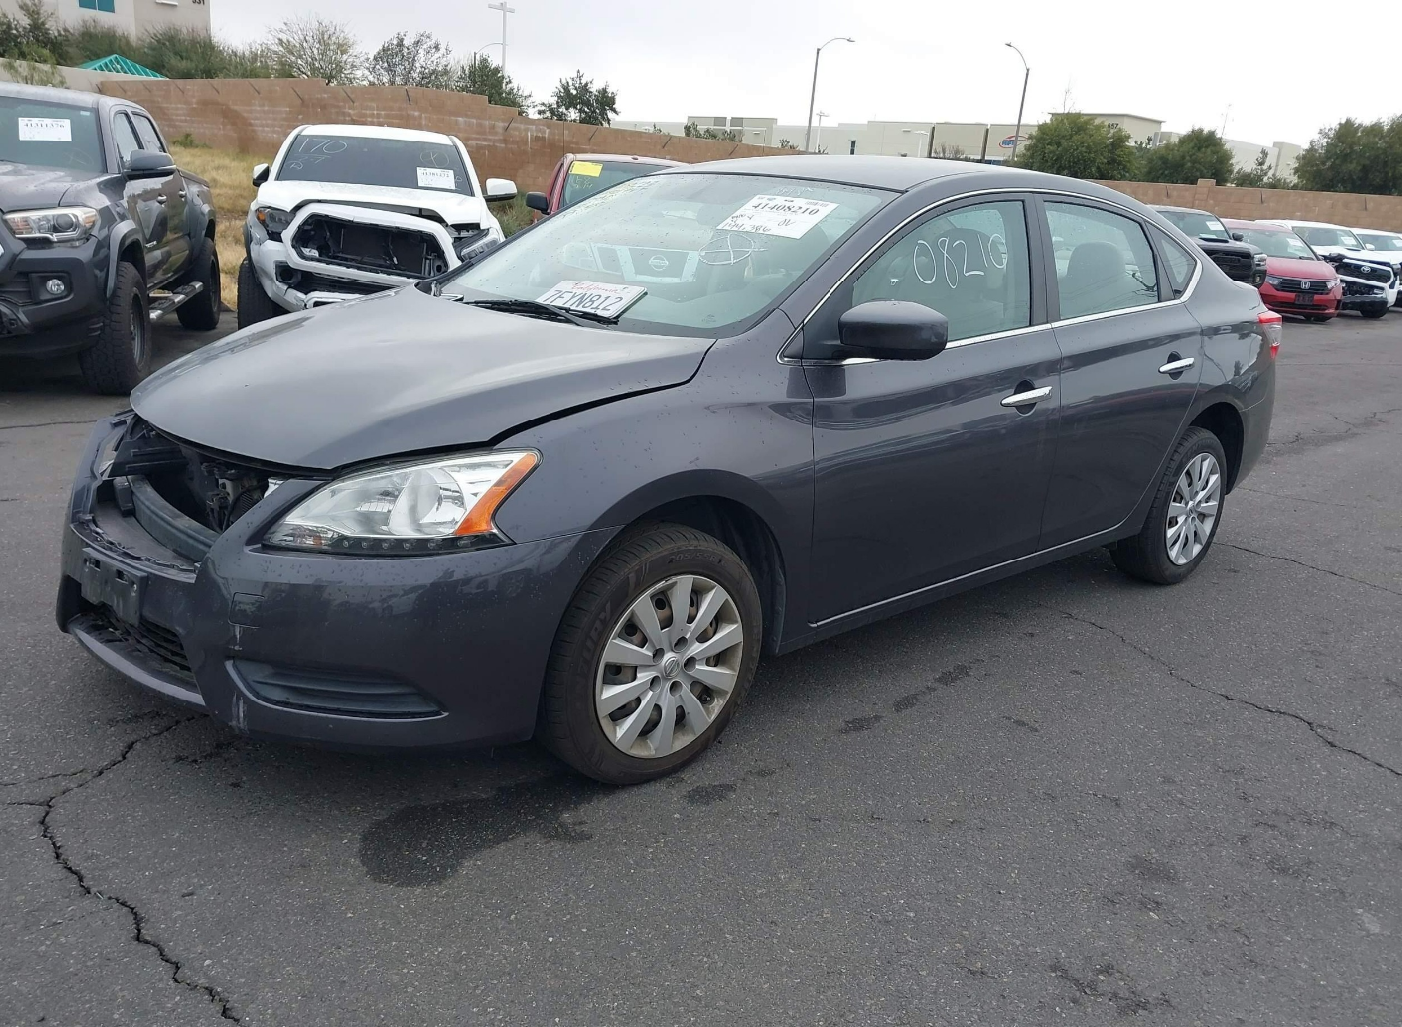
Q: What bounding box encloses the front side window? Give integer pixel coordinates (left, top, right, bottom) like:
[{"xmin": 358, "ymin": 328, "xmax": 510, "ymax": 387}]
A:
[
  {"xmin": 444, "ymin": 173, "xmax": 888, "ymax": 335},
  {"xmin": 1045, "ymin": 202, "xmax": 1159, "ymax": 318},
  {"xmin": 110, "ymin": 113, "xmax": 140, "ymax": 165},
  {"xmin": 1154, "ymin": 230, "xmax": 1197, "ymax": 298},
  {"xmin": 851, "ymin": 200, "xmax": 1031, "ymax": 342},
  {"xmin": 130, "ymin": 113, "xmax": 164, "ymax": 152},
  {"xmin": 0, "ymin": 96, "xmax": 104, "ymax": 172},
  {"xmin": 276, "ymin": 133, "xmax": 475, "ymax": 196},
  {"xmin": 561, "ymin": 160, "xmax": 666, "ymax": 208}
]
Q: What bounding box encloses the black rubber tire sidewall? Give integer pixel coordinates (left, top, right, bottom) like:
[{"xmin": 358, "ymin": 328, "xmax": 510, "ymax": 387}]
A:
[
  {"xmin": 77, "ymin": 262, "xmax": 147, "ymax": 395},
  {"xmin": 538, "ymin": 524, "xmax": 762, "ymax": 785},
  {"xmin": 1361, "ymin": 306, "xmax": 1388, "ymax": 319},
  {"xmin": 177, "ymin": 236, "xmax": 221, "ymax": 330},
  {"xmin": 1112, "ymin": 426, "xmax": 1228, "ymax": 585},
  {"xmin": 236, "ymin": 258, "xmax": 282, "ymax": 329}
]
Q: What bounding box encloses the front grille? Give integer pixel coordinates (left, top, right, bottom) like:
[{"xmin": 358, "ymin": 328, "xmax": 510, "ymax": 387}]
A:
[
  {"xmin": 1341, "ymin": 261, "xmax": 1391, "ymax": 284},
  {"xmin": 1276, "ymin": 278, "xmax": 1328, "ymax": 292},
  {"xmin": 234, "ymin": 660, "xmax": 441, "ymax": 719},
  {"xmin": 1211, "ymin": 253, "xmax": 1253, "ymax": 281},
  {"xmin": 88, "ymin": 608, "xmax": 197, "ymax": 689},
  {"xmin": 1343, "ymin": 280, "xmax": 1386, "ymax": 297}
]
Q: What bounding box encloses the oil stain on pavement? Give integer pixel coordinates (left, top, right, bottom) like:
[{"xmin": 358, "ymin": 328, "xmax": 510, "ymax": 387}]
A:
[{"xmin": 359, "ymin": 774, "xmax": 611, "ymax": 886}]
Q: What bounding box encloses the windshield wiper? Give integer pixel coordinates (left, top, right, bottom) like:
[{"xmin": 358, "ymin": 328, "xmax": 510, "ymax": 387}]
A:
[{"xmin": 459, "ymin": 297, "xmax": 618, "ymax": 327}]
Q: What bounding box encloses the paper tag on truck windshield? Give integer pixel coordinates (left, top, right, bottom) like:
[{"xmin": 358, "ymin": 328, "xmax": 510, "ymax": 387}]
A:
[
  {"xmin": 416, "ymin": 167, "xmax": 456, "ymax": 189},
  {"xmin": 18, "ymin": 117, "xmax": 72, "ymax": 142},
  {"xmin": 539, "ymin": 281, "xmax": 647, "ymax": 318},
  {"xmin": 716, "ymin": 195, "xmax": 837, "ymax": 239}
]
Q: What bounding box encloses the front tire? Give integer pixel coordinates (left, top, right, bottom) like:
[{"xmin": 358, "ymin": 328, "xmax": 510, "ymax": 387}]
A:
[
  {"xmin": 177, "ymin": 235, "xmax": 221, "ymax": 330},
  {"xmin": 237, "ymin": 257, "xmax": 282, "ymax": 328},
  {"xmin": 78, "ymin": 261, "xmax": 148, "ymax": 395},
  {"xmin": 1361, "ymin": 305, "xmax": 1389, "ymax": 319},
  {"xmin": 538, "ymin": 524, "xmax": 762, "ymax": 784},
  {"xmin": 1112, "ymin": 426, "xmax": 1227, "ymax": 585}
]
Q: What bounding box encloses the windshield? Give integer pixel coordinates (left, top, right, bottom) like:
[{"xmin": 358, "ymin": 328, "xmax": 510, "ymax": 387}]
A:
[
  {"xmin": 561, "ymin": 159, "xmax": 669, "ymax": 208},
  {"xmin": 444, "ymin": 172, "xmax": 888, "ymax": 335},
  {"xmin": 1296, "ymin": 226, "xmax": 1363, "ymax": 249},
  {"xmin": 0, "ymin": 96, "xmax": 103, "ymax": 172},
  {"xmin": 1159, "ymin": 209, "xmax": 1231, "ymax": 242},
  {"xmin": 1357, "ymin": 231, "xmax": 1402, "ymax": 252},
  {"xmin": 1237, "ymin": 229, "xmax": 1318, "ymax": 260},
  {"xmin": 275, "ymin": 133, "xmax": 474, "ymax": 195}
]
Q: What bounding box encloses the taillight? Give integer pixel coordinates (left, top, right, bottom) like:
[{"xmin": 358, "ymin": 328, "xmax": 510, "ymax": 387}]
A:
[{"xmin": 1257, "ymin": 310, "xmax": 1282, "ymax": 358}]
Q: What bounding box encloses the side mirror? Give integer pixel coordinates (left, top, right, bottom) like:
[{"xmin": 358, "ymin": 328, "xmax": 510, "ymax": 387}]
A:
[
  {"xmin": 252, "ymin": 163, "xmax": 270, "ymax": 187},
  {"xmin": 525, "ymin": 191, "xmax": 550, "ymax": 214},
  {"xmin": 837, "ymin": 300, "xmax": 949, "ymax": 361},
  {"xmin": 484, "ymin": 177, "xmax": 517, "ymax": 202},
  {"xmin": 125, "ymin": 149, "xmax": 175, "ymax": 177},
  {"xmin": 1231, "ymin": 231, "xmax": 1245, "ymax": 242}
]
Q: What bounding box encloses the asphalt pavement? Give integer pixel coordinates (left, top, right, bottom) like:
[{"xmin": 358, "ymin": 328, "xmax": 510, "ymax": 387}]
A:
[{"xmin": 2, "ymin": 310, "xmax": 1399, "ymax": 1026}]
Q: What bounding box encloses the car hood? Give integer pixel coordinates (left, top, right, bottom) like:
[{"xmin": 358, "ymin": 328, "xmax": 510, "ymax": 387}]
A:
[
  {"xmin": 0, "ymin": 162, "xmax": 101, "ymax": 211},
  {"xmin": 255, "ymin": 180, "xmax": 492, "ymax": 226},
  {"xmin": 1265, "ymin": 257, "xmax": 1334, "ymax": 279},
  {"xmin": 131, "ymin": 287, "xmax": 713, "ymax": 470}
]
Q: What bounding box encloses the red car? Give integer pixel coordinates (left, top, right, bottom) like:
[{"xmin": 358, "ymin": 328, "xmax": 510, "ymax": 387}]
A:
[
  {"xmin": 1224, "ymin": 219, "xmax": 1342, "ymax": 321},
  {"xmin": 526, "ymin": 153, "xmax": 684, "ymax": 216}
]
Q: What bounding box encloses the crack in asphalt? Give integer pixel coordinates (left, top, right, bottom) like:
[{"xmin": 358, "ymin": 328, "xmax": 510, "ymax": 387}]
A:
[
  {"xmin": 1049, "ymin": 606, "xmax": 1402, "ymax": 781},
  {"xmin": 0, "ymin": 767, "xmax": 92, "ymax": 788},
  {"xmin": 1215, "ymin": 541, "xmax": 1402, "ymax": 599},
  {"xmin": 23, "ymin": 715, "xmax": 245, "ymax": 1024}
]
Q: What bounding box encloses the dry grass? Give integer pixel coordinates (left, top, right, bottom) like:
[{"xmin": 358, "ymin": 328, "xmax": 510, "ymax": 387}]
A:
[{"xmin": 171, "ymin": 143, "xmax": 269, "ymax": 305}]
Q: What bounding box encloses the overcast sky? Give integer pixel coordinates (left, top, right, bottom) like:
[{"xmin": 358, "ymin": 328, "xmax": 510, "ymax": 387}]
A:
[{"xmin": 214, "ymin": 1, "xmax": 1388, "ymax": 147}]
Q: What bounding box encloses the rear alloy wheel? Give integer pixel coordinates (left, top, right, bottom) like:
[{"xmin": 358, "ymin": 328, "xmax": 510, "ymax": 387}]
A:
[
  {"xmin": 1112, "ymin": 426, "xmax": 1227, "ymax": 585},
  {"xmin": 539, "ymin": 524, "xmax": 761, "ymax": 784}
]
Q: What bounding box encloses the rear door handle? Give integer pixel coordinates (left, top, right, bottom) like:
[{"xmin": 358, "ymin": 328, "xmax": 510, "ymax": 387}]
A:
[
  {"xmin": 1001, "ymin": 386, "xmax": 1053, "ymax": 408},
  {"xmin": 1158, "ymin": 357, "xmax": 1195, "ymax": 374},
  {"xmin": 177, "ymin": 190, "xmax": 186, "ymax": 199},
  {"xmin": 155, "ymin": 194, "xmax": 168, "ymax": 204}
]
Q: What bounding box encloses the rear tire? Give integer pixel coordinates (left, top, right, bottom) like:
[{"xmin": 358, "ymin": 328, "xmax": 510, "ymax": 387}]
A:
[
  {"xmin": 1361, "ymin": 305, "xmax": 1389, "ymax": 319},
  {"xmin": 237, "ymin": 257, "xmax": 282, "ymax": 328},
  {"xmin": 177, "ymin": 235, "xmax": 221, "ymax": 330},
  {"xmin": 538, "ymin": 523, "xmax": 762, "ymax": 784},
  {"xmin": 78, "ymin": 261, "xmax": 148, "ymax": 395},
  {"xmin": 1111, "ymin": 426, "xmax": 1227, "ymax": 586}
]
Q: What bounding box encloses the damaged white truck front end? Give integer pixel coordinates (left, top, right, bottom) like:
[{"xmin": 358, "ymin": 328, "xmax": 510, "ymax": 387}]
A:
[{"xmin": 240, "ymin": 125, "xmax": 515, "ymax": 325}]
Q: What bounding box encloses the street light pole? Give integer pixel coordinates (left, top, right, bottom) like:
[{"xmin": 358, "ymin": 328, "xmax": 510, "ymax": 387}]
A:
[
  {"xmin": 804, "ymin": 36, "xmax": 853, "ymax": 153},
  {"xmin": 1006, "ymin": 42, "xmax": 1029, "ymax": 161},
  {"xmin": 902, "ymin": 128, "xmax": 929, "ymax": 157},
  {"xmin": 488, "ymin": 2, "xmax": 516, "ymax": 78},
  {"xmin": 814, "ymin": 111, "xmax": 829, "ymax": 153}
]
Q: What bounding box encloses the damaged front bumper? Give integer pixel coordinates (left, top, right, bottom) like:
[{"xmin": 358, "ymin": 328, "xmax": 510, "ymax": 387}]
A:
[{"xmin": 248, "ymin": 202, "xmax": 499, "ymax": 312}]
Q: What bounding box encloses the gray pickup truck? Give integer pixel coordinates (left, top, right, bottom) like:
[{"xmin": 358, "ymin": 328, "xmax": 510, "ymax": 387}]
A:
[{"xmin": 0, "ymin": 82, "xmax": 219, "ymax": 393}]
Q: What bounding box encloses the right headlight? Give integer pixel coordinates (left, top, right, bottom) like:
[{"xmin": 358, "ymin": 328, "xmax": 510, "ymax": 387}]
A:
[
  {"xmin": 3, "ymin": 206, "xmax": 98, "ymax": 242},
  {"xmin": 264, "ymin": 451, "xmax": 538, "ymax": 555}
]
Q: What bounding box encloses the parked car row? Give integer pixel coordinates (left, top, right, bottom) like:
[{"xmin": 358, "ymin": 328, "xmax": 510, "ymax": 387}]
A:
[{"xmin": 1153, "ymin": 201, "xmax": 1400, "ymax": 322}]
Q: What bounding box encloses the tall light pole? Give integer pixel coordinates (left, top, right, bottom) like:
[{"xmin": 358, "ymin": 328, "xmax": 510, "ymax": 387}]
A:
[
  {"xmin": 902, "ymin": 128, "xmax": 929, "ymax": 157},
  {"xmin": 1005, "ymin": 42, "xmax": 1029, "ymax": 161},
  {"xmin": 814, "ymin": 111, "xmax": 829, "ymax": 153},
  {"xmin": 804, "ymin": 36, "xmax": 853, "ymax": 153},
  {"xmin": 488, "ymin": 2, "xmax": 516, "ymax": 78}
]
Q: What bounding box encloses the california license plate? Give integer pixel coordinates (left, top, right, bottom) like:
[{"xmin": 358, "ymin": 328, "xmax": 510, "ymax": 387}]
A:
[{"xmin": 538, "ymin": 280, "xmax": 646, "ymax": 318}]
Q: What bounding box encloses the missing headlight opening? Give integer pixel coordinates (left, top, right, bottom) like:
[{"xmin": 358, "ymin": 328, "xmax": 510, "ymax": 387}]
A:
[{"xmin": 292, "ymin": 213, "xmax": 451, "ymax": 279}]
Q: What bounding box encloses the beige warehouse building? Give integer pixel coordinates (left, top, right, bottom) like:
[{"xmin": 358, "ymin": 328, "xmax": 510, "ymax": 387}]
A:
[{"xmin": 0, "ymin": 0, "xmax": 210, "ymax": 37}]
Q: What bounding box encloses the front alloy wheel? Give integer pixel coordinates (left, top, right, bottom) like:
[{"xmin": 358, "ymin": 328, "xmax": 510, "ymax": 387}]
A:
[{"xmin": 596, "ymin": 574, "xmax": 744, "ymax": 759}]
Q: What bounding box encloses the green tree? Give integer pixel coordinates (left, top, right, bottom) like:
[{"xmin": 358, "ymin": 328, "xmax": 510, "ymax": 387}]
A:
[
  {"xmin": 269, "ymin": 15, "xmax": 363, "ymax": 84},
  {"xmin": 537, "ymin": 71, "xmax": 618, "ymax": 126},
  {"xmin": 1294, "ymin": 117, "xmax": 1402, "ymax": 195},
  {"xmin": 1137, "ymin": 127, "xmax": 1234, "ymax": 184},
  {"xmin": 1010, "ymin": 113, "xmax": 1137, "ymax": 181},
  {"xmin": 0, "ymin": 0, "xmax": 68, "ymax": 65},
  {"xmin": 368, "ymin": 31, "xmax": 454, "ymax": 89},
  {"xmin": 684, "ymin": 122, "xmax": 739, "ymax": 142},
  {"xmin": 453, "ymin": 55, "xmax": 531, "ymax": 114},
  {"xmin": 1231, "ymin": 147, "xmax": 1293, "ymax": 189}
]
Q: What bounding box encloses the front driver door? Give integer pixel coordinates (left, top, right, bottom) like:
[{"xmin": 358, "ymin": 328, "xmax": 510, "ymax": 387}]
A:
[
  {"xmin": 806, "ymin": 196, "xmax": 1063, "ymax": 625},
  {"xmin": 131, "ymin": 111, "xmax": 189, "ymax": 281},
  {"xmin": 111, "ymin": 111, "xmax": 167, "ymax": 281}
]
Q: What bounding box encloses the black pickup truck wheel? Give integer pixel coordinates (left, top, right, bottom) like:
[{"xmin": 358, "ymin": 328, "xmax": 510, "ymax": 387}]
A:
[
  {"xmin": 177, "ymin": 236, "xmax": 221, "ymax": 331},
  {"xmin": 237, "ymin": 258, "xmax": 282, "ymax": 328},
  {"xmin": 78, "ymin": 262, "xmax": 149, "ymax": 395}
]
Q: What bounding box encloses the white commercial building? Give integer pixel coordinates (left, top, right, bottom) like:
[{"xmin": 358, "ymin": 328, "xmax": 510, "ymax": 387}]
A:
[{"xmin": 0, "ymin": 0, "xmax": 211, "ymax": 36}]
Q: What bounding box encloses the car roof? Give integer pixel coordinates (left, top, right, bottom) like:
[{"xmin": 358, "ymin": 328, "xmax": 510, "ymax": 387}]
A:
[
  {"xmin": 297, "ymin": 123, "xmax": 457, "ymax": 145},
  {"xmin": 663, "ymin": 154, "xmax": 999, "ymax": 191},
  {"xmin": 1262, "ymin": 218, "xmax": 1348, "ymax": 229},
  {"xmin": 567, "ymin": 153, "xmax": 684, "ymax": 167},
  {"xmin": 1223, "ymin": 218, "xmax": 1287, "ymax": 230},
  {"xmin": 1354, "ymin": 227, "xmax": 1400, "ymax": 236},
  {"xmin": 0, "ymin": 81, "xmax": 103, "ymax": 110}
]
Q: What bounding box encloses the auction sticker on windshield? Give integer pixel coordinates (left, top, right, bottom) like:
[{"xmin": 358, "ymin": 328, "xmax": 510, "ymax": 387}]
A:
[
  {"xmin": 18, "ymin": 117, "xmax": 72, "ymax": 142},
  {"xmin": 717, "ymin": 195, "xmax": 837, "ymax": 239},
  {"xmin": 416, "ymin": 167, "xmax": 456, "ymax": 189},
  {"xmin": 538, "ymin": 281, "xmax": 647, "ymax": 318}
]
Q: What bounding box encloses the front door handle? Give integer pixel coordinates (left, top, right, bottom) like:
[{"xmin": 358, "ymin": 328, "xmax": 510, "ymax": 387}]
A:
[
  {"xmin": 177, "ymin": 190, "xmax": 186, "ymax": 200},
  {"xmin": 1158, "ymin": 356, "xmax": 1195, "ymax": 375},
  {"xmin": 155, "ymin": 194, "xmax": 168, "ymax": 205},
  {"xmin": 1001, "ymin": 386, "xmax": 1053, "ymax": 408}
]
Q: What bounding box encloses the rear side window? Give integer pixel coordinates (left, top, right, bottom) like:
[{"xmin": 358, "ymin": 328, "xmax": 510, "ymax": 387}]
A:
[
  {"xmin": 851, "ymin": 199, "xmax": 1031, "ymax": 342},
  {"xmin": 1045, "ymin": 202, "xmax": 1159, "ymax": 318},
  {"xmin": 1154, "ymin": 231, "xmax": 1197, "ymax": 298}
]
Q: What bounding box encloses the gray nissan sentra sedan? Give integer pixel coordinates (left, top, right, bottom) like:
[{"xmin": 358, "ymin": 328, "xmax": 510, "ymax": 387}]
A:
[{"xmin": 57, "ymin": 156, "xmax": 1278, "ymax": 783}]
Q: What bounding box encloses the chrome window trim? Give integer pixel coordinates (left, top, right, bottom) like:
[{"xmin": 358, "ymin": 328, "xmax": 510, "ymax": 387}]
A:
[{"xmin": 780, "ymin": 185, "xmax": 1203, "ymax": 365}]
